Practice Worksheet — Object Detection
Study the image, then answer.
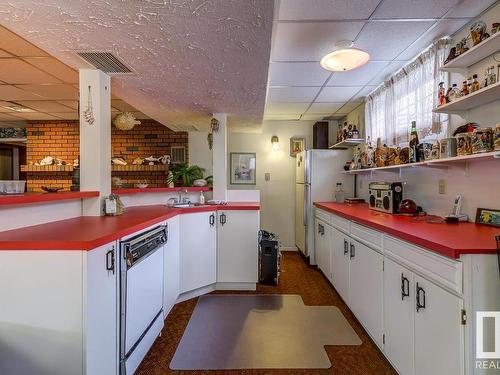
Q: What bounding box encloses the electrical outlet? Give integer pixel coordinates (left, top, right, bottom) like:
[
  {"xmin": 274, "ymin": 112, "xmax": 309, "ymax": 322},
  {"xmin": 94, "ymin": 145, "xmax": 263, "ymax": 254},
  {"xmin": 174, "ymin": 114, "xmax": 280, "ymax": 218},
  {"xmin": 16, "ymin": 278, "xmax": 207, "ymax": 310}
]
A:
[
  {"xmin": 438, "ymin": 179, "xmax": 446, "ymax": 194},
  {"xmin": 265, "ymin": 173, "xmax": 271, "ymax": 182}
]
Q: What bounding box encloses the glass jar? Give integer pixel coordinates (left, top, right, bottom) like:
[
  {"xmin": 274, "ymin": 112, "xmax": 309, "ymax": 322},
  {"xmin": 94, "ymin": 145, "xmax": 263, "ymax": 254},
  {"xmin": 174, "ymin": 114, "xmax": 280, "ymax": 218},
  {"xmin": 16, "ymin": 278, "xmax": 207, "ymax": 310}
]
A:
[
  {"xmin": 470, "ymin": 75, "xmax": 480, "ymax": 92},
  {"xmin": 471, "ymin": 128, "xmax": 494, "ymax": 154}
]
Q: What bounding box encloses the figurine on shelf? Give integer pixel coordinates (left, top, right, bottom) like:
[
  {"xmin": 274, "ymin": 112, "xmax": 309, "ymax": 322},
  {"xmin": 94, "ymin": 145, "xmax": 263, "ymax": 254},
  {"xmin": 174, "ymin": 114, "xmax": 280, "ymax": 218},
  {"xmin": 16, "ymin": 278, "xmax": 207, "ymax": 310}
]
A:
[
  {"xmin": 438, "ymin": 82, "xmax": 447, "ymax": 106},
  {"xmin": 352, "ymin": 125, "xmax": 360, "ymax": 139},
  {"xmin": 488, "ymin": 65, "xmax": 497, "ymax": 85},
  {"xmin": 445, "ymin": 86, "xmax": 453, "ymax": 103},
  {"xmin": 365, "ymin": 137, "xmax": 375, "ymax": 168},
  {"xmin": 443, "ymin": 47, "xmax": 457, "ymax": 65},
  {"xmin": 492, "ymin": 23, "xmax": 500, "ymax": 35},
  {"xmin": 461, "ymin": 80, "xmax": 469, "ymax": 96},
  {"xmin": 470, "ymin": 74, "xmax": 480, "ymax": 93},
  {"xmin": 456, "ymin": 38, "xmax": 469, "ymax": 56}
]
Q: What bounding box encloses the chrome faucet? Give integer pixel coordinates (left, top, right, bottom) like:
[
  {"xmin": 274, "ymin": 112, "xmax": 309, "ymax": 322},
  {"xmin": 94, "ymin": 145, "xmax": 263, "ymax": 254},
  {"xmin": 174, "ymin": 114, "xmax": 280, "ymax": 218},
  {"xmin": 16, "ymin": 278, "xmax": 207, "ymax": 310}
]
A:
[{"xmin": 178, "ymin": 188, "xmax": 190, "ymax": 204}]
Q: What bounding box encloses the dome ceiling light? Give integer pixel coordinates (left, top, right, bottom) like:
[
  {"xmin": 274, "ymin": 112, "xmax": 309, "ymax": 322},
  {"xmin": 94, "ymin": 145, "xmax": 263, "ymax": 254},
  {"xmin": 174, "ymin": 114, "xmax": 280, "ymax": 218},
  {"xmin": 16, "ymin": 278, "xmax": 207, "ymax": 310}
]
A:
[{"xmin": 320, "ymin": 40, "xmax": 370, "ymax": 72}]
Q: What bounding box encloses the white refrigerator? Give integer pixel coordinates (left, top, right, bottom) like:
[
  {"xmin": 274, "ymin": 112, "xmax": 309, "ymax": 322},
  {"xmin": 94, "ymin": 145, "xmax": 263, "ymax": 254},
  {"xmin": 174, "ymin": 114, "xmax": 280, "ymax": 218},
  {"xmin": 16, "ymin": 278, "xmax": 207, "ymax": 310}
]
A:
[{"xmin": 295, "ymin": 149, "xmax": 353, "ymax": 265}]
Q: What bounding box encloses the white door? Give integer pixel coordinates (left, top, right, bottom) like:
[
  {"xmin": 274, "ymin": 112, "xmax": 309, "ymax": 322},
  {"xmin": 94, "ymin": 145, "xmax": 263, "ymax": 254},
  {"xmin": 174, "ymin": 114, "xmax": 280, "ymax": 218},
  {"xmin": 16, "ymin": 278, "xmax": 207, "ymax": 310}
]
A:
[
  {"xmin": 179, "ymin": 211, "xmax": 217, "ymax": 293},
  {"xmin": 85, "ymin": 242, "xmax": 118, "ymax": 375},
  {"xmin": 349, "ymin": 238, "xmax": 384, "ymax": 348},
  {"xmin": 295, "ymin": 183, "xmax": 306, "ymax": 255},
  {"xmin": 163, "ymin": 216, "xmax": 180, "ymax": 317},
  {"xmin": 217, "ymin": 210, "xmax": 259, "ymax": 283},
  {"xmin": 331, "ymin": 227, "xmax": 350, "ymax": 304},
  {"xmin": 384, "ymin": 257, "xmax": 414, "ymax": 375},
  {"xmin": 414, "ymin": 275, "xmax": 464, "ymax": 375}
]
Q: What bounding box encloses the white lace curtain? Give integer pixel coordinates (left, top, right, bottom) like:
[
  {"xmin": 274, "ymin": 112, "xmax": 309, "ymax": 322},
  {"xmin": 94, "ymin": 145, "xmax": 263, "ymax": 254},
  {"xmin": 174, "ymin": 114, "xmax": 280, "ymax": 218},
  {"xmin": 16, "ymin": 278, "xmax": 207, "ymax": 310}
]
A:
[{"xmin": 365, "ymin": 39, "xmax": 450, "ymax": 146}]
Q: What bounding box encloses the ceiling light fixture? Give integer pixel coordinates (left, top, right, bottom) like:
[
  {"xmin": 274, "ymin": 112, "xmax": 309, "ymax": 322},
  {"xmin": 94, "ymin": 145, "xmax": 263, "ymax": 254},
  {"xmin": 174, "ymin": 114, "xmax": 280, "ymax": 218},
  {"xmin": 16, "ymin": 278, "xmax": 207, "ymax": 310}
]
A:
[{"xmin": 320, "ymin": 40, "xmax": 370, "ymax": 72}]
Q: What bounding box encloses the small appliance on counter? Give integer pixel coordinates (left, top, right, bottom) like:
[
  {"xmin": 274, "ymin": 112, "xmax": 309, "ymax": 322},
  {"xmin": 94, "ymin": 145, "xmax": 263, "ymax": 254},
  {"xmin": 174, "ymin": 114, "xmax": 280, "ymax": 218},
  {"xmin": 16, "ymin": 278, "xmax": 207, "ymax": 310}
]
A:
[
  {"xmin": 445, "ymin": 195, "xmax": 468, "ymax": 223},
  {"xmin": 368, "ymin": 182, "xmax": 403, "ymax": 214},
  {"xmin": 258, "ymin": 230, "xmax": 280, "ymax": 285}
]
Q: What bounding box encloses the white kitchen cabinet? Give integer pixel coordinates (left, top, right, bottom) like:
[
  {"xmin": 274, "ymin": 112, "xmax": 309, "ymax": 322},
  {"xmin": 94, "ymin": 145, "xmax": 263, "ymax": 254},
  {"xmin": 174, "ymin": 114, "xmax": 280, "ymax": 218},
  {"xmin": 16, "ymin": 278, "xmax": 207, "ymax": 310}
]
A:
[
  {"xmin": 384, "ymin": 257, "xmax": 414, "ymax": 375},
  {"xmin": 314, "ymin": 218, "xmax": 325, "ymax": 275},
  {"xmin": 85, "ymin": 242, "xmax": 118, "ymax": 375},
  {"xmin": 331, "ymin": 226, "xmax": 350, "ymax": 304},
  {"xmin": 163, "ymin": 216, "xmax": 180, "ymax": 317},
  {"xmin": 179, "ymin": 210, "xmax": 217, "ymax": 293},
  {"xmin": 217, "ymin": 210, "xmax": 259, "ymax": 285},
  {"xmin": 348, "ymin": 238, "xmax": 384, "ymax": 348},
  {"xmin": 414, "ymin": 275, "xmax": 464, "ymax": 375},
  {"xmin": 314, "ymin": 218, "xmax": 333, "ymax": 282}
]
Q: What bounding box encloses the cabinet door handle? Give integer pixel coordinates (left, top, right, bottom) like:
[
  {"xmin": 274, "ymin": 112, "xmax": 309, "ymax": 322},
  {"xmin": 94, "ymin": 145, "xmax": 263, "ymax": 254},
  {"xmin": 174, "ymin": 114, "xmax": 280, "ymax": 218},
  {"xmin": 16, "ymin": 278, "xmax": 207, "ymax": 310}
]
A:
[
  {"xmin": 220, "ymin": 213, "xmax": 226, "ymax": 226},
  {"xmin": 416, "ymin": 283, "xmax": 426, "ymax": 312},
  {"xmin": 343, "ymin": 239, "xmax": 349, "ymax": 255},
  {"xmin": 401, "ymin": 273, "xmax": 410, "ymax": 300},
  {"xmin": 350, "ymin": 243, "xmax": 355, "ymax": 259},
  {"xmin": 106, "ymin": 247, "xmax": 115, "ymax": 274},
  {"xmin": 209, "ymin": 213, "xmax": 215, "ymax": 226}
]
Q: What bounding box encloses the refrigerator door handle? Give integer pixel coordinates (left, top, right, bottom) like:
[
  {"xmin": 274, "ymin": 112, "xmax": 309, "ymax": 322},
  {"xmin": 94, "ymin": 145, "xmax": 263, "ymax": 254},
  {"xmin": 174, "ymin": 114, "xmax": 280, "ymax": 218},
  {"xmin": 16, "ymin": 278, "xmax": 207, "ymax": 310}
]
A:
[{"xmin": 303, "ymin": 184, "xmax": 309, "ymax": 226}]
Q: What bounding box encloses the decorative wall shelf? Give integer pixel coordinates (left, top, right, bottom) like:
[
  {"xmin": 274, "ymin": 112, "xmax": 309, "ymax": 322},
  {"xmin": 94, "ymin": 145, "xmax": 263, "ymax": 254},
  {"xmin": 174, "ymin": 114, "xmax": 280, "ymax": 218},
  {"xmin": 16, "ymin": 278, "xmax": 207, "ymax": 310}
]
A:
[
  {"xmin": 21, "ymin": 165, "xmax": 74, "ymax": 172},
  {"xmin": 343, "ymin": 151, "xmax": 500, "ymax": 175},
  {"xmin": 441, "ymin": 31, "xmax": 500, "ymax": 73},
  {"xmin": 432, "ymin": 81, "xmax": 500, "ymax": 114},
  {"xmin": 112, "ymin": 164, "xmax": 168, "ymax": 172},
  {"xmin": 329, "ymin": 138, "xmax": 364, "ymax": 150},
  {"xmin": 0, "ymin": 138, "xmax": 27, "ymax": 144}
]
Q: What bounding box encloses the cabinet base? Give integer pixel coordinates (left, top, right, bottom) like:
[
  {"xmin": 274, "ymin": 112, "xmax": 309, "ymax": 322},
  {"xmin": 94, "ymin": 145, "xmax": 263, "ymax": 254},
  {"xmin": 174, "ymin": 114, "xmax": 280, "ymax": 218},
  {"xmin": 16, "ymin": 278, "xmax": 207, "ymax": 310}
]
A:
[{"xmin": 216, "ymin": 282, "xmax": 257, "ymax": 291}]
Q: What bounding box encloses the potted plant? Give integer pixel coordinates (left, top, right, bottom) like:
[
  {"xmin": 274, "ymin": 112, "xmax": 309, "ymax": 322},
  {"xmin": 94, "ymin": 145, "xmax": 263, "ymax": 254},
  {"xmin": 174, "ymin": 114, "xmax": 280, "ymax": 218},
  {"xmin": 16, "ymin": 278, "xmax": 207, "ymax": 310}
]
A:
[{"xmin": 167, "ymin": 163, "xmax": 206, "ymax": 187}]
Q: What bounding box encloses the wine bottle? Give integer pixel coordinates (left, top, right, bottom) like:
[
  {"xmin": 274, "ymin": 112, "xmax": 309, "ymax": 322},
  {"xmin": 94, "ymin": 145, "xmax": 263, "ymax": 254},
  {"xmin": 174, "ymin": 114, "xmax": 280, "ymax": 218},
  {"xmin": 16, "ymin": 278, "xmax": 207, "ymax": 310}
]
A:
[{"xmin": 409, "ymin": 121, "xmax": 419, "ymax": 163}]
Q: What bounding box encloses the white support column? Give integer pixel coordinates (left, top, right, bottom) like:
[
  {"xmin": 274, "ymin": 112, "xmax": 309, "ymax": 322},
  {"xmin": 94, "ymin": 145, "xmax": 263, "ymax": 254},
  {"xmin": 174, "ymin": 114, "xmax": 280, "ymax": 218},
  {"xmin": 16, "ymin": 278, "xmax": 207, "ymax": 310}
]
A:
[
  {"xmin": 79, "ymin": 69, "xmax": 111, "ymax": 216},
  {"xmin": 212, "ymin": 113, "xmax": 228, "ymax": 201}
]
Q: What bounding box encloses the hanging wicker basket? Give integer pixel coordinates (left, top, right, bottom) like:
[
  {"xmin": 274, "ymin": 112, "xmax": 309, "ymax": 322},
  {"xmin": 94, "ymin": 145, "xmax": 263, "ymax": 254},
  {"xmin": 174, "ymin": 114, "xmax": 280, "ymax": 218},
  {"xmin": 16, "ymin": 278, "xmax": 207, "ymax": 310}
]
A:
[{"xmin": 113, "ymin": 112, "xmax": 141, "ymax": 131}]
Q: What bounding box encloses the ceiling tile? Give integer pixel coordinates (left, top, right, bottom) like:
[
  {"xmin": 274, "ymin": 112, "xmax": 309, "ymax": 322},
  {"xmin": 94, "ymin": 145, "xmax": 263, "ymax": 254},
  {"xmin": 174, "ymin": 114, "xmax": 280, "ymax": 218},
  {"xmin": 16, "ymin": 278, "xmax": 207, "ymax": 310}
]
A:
[
  {"xmin": 396, "ymin": 19, "xmax": 471, "ymax": 60},
  {"xmin": 0, "ymin": 59, "xmax": 62, "ymax": 84},
  {"xmin": 17, "ymin": 100, "xmax": 75, "ymax": 112},
  {"xmin": 271, "ymin": 22, "xmax": 365, "ymax": 61},
  {"xmin": 264, "ymin": 114, "xmax": 301, "ymax": 120},
  {"xmin": 0, "ymin": 84, "xmax": 44, "ymax": 100},
  {"xmin": 265, "ymin": 102, "xmax": 310, "ymax": 113},
  {"xmin": 269, "ymin": 62, "xmax": 331, "ymax": 86},
  {"xmin": 355, "ymin": 21, "xmax": 436, "ymax": 60},
  {"xmin": 53, "ymin": 112, "xmax": 79, "ymax": 120},
  {"xmin": 23, "ymin": 57, "xmax": 78, "ymax": 84},
  {"xmin": 446, "ymin": 0, "xmax": 497, "ymax": 17},
  {"xmin": 337, "ymin": 102, "xmax": 364, "ymax": 113},
  {"xmin": 15, "ymin": 84, "xmax": 78, "ymax": 100},
  {"xmin": 372, "ymin": 0, "xmax": 460, "ymax": 19},
  {"xmin": 267, "ymin": 87, "xmax": 320, "ymax": 102},
  {"xmin": 56, "ymin": 100, "xmax": 78, "ymax": 110},
  {"xmin": 366, "ymin": 60, "xmax": 408, "ymax": 86},
  {"xmin": 277, "ymin": 0, "xmax": 381, "ymax": 20},
  {"xmin": 307, "ymin": 102, "xmax": 344, "ymax": 113},
  {"xmin": 9, "ymin": 112, "xmax": 60, "ymax": 121},
  {"xmin": 315, "ymin": 86, "xmax": 361, "ymax": 102},
  {"xmin": 300, "ymin": 114, "xmax": 331, "ymax": 121},
  {"xmin": 0, "ymin": 26, "xmax": 48, "ymax": 57},
  {"xmin": 350, "ymin": 85, "xmax": 378, "ymax": 101},
  {"xmin": 327, "ymin": 61, "xmax": 390, "ymax": 86}
]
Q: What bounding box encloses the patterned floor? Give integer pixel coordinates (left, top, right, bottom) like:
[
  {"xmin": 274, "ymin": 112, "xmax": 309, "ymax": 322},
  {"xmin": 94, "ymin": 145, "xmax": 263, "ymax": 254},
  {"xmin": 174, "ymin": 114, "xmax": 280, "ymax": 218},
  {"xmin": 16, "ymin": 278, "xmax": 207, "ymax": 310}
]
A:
[{"xmin": 136, "ymin": 251, "xmax": 397, "ymax": 375}]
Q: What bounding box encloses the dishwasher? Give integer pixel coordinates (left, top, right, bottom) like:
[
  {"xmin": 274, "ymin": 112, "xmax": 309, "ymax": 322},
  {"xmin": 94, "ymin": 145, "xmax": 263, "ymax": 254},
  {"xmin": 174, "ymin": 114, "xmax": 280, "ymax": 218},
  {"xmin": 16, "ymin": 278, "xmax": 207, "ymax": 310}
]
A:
[{"xmin": 119, "ymin": 225, "xmax": 167, "ymax": 375}]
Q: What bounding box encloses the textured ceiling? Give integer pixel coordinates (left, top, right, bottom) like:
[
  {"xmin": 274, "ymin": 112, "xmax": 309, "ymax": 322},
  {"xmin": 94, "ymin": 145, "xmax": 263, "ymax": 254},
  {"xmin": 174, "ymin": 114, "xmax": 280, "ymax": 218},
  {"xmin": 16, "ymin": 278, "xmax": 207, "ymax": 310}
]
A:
[
  {"xmin": 0, "ymin": 0, "xmax": 274, "ymax": 131},
  {"xmin": 265, "ymin": 0, "xmax": 497, "ymax": 122}
]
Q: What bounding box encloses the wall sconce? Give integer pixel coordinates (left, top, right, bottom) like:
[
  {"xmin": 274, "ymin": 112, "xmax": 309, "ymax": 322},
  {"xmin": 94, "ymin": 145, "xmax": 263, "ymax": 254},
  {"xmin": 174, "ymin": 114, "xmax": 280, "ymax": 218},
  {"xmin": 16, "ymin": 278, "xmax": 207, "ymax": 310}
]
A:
[{"xmin": 271, "ymin": 135, "xmax": 280, "ymax": 151}]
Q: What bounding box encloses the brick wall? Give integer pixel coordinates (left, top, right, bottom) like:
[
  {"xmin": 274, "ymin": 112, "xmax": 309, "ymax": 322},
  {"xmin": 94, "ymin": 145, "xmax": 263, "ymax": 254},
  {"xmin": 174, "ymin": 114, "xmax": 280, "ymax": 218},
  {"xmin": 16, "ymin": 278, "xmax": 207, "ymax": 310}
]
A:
[{"xmin": 25, "ymin": 119, "xmax": 188, "ymax": 192}]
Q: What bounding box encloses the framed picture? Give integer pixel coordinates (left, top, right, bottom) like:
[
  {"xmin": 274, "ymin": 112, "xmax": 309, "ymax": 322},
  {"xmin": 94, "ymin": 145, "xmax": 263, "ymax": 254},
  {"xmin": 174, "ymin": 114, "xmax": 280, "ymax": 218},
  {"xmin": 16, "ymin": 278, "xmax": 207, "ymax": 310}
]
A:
[
  {"xmin": 290, "ymin": 137, "xmax": 305, "ymax": 157},
  {"xmin": 475, "ymin": 208, "xmax": 500, "ymax": 227},
  {"xmin": 230, "ymin": 152, "xmax": 256, "ymax": 185}
]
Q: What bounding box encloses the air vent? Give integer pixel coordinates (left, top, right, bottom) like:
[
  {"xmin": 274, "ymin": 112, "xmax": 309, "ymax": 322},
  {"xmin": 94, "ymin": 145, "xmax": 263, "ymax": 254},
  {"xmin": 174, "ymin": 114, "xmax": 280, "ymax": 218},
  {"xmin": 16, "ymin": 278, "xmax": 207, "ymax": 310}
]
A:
[
  {"xmin": 171, "ymin": 146, "xmax": 186, "ymax": 164},
  {"xmin": 76, "ymin": 51, "xmax": 134, "ymax": 74}
]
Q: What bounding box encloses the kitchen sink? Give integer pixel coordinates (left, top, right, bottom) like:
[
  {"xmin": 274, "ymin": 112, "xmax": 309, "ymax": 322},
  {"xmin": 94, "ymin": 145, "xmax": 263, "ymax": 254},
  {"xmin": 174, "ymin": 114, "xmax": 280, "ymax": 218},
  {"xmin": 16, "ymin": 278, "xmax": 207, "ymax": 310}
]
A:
[{"xmin": 173, "ymin": 203, "xmax": 195, "ymax": 208}]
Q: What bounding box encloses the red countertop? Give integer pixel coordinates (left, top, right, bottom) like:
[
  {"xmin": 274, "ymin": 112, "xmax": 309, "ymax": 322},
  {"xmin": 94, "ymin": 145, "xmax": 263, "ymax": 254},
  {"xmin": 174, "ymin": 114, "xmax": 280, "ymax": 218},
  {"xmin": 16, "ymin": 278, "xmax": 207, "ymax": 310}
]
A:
[
  {"xmin": 0, "ymin": 191, "xmax": 99, "ymax": 206},
  {"xmin": 0, "ymin": 202, "xmax": 260, "ymax": 251},
  {"xmin": 314, "ymin": 202, "xmax": 499, "ymax": 259},
  {"xmin": 112, "ymin": 187, "xmax": 212, "ymax": 195}
]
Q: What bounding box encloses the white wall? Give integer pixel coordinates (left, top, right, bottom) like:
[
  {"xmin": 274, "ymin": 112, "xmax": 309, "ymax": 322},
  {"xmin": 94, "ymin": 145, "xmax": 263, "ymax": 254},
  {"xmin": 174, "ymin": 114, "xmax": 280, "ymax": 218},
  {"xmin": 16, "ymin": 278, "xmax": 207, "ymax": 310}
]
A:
[
  {"xmin": 188, "ymin": 131, "xmax": 213, "ymax": 177},
  {"xmin": 353, "ymin": 3, "xmax": 500, "ymax": 220},
  {"xmin": 228, "ymin": 120, "xmax": 315, "ymax": 249}
]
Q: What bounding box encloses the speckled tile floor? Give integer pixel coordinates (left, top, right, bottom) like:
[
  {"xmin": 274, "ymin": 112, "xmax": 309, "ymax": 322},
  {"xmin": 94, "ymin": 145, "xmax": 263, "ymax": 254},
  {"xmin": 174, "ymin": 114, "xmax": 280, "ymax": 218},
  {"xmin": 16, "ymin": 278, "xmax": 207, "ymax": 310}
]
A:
[{"xmin": 136, "ymin": 251, "xmax": 397, "ymax": 375}]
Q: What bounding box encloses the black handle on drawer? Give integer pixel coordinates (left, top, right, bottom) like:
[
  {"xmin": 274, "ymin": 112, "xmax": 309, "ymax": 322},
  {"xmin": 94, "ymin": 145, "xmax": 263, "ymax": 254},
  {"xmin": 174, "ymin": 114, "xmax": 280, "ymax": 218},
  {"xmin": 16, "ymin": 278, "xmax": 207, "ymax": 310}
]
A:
[
  {"xmin": 350, "ymin": 243, "xmax": 355, "ymax": 259},
  {"xmin": 401, "ymin": 273, "xmax": 410, "ymax": 300},
  {"xmin": 220, "ymin": 213, "xmax": 227, "ymax": 226},
  {"xmin": 343, "ymin": 239, "xmax": 349, "ymax": 255},
  {"xmin": 209, "ymin": 213, "xmax": 215, "ymax": 226},
  {"xmin": 106, "ymin": 247, "xmax": 115, "ymax": 274},
  {"xmin": 416, "ymin": 283, "xmax": 426, "ymax": 312}
]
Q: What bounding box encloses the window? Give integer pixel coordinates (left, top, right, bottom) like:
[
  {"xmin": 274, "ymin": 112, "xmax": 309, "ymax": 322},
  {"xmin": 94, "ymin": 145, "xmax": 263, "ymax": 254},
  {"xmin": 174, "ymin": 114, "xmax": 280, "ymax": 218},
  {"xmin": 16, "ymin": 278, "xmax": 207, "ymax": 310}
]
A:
[
  {"xmin": 170, "ymin": 146, "xmax": 186, "ymax": 164},
  {"xmin": 366, "ymin": 39, "xmax": 449, "ymax": 146}
]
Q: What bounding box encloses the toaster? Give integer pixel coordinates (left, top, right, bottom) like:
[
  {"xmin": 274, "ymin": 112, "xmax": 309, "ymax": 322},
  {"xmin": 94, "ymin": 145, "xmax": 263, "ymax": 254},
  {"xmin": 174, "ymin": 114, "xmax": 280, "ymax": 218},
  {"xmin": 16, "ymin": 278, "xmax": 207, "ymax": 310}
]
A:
[{"xmin": 368, "ymin": 182, "xmax": 403, "ymax": 214}]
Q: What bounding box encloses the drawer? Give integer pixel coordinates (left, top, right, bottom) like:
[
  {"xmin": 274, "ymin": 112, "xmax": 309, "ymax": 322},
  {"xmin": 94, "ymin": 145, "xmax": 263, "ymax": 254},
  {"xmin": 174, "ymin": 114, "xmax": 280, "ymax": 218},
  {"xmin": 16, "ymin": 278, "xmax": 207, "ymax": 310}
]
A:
[
  {"xmin": 315, "ymin": 208, "xmax": 331, "ymax": 223},
  {"xmin": 330, "ymin": 213, "xmax": 350, "ymax": 234},
  {"xmin": 384, "ymin": 235, "xmax": 462, "ymax": 294},
  {"xmin": 350, "ymin": 222, "xmax": 383, "ymax": 252}
]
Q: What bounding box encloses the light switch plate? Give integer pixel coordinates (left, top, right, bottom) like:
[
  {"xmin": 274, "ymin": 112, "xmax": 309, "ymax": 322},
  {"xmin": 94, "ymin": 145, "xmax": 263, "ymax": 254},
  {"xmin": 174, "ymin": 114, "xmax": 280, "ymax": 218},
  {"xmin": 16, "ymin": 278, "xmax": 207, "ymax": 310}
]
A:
[
  {"xmin": 265, "ymin": 173, "xmax": 271, "ymax": 182},
  {"xmin": 438, "ymin": 179, "xmax": 446, "ymax": 194}
]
